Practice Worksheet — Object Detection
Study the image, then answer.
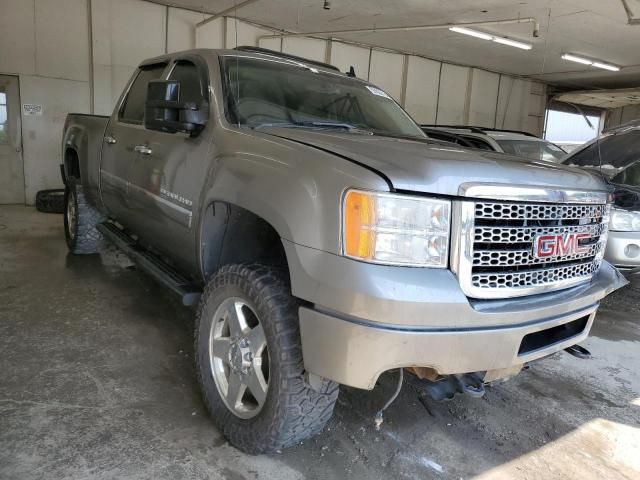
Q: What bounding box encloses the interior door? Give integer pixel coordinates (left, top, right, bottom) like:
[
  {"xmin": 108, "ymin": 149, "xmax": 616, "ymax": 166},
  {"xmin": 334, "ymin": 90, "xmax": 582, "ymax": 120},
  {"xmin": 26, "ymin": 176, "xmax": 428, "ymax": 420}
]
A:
[
  {"xmin": 127, "ymin": 58, "xmax": 212, "ymax": 270},
  {"xmin": 99, "ymin": 62, "xmax": 168, "ymax": 228},
  {"xmin": 0, "ymin": 75, "xmax": 25, "ymax": 204}
]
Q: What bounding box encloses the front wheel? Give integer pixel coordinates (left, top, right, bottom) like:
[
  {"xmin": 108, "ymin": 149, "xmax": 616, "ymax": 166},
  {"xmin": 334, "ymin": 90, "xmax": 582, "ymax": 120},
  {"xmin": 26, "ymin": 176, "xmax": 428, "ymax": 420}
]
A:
[{"xmin": 195, "ymin": 264, "xmax": 339, "ymax": 454}]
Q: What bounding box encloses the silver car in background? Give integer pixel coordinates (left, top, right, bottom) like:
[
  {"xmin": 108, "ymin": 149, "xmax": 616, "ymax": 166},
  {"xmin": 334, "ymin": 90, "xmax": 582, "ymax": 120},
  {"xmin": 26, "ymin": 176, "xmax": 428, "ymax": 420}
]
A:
[
  {"xmin": 420, "ymin": 125, "xmax": 568, "ymax": 162},
  {"xmin": 564, "ymin": 121, "xmax": 640, "ymax": 272}
]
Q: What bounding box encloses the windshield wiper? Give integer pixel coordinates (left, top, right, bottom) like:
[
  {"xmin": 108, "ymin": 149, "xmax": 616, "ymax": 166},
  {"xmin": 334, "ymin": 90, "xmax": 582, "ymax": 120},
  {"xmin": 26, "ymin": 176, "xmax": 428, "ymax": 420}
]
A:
[
  {"xmin": 254, "ymin": 121, "xmax": 373, "ymax": 134},
  {"xmin": 299, "ymin": 121, "xmax": 361, "ymax": 130}
]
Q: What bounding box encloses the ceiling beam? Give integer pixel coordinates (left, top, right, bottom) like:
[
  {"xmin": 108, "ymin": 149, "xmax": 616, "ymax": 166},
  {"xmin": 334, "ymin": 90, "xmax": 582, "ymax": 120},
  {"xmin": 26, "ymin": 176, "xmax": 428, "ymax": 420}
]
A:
[
  {"xmin": 197, "ymin": 0, "xmax": 261, "ymax": 28},
  {"xmin": 257, "ymin": 17, "xmax": 539, "ymax": 40}
]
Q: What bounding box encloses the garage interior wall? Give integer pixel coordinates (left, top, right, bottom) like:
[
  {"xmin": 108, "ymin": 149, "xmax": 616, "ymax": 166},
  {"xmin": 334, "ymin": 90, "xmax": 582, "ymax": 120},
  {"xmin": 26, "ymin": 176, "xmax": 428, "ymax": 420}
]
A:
[
  {"xmin": 0, "ymin": 0, "xmax": 546, "ymax": 204},
  {"xmin": 605, "ymin": 105, "xmax": 640, "ymax": 130}
]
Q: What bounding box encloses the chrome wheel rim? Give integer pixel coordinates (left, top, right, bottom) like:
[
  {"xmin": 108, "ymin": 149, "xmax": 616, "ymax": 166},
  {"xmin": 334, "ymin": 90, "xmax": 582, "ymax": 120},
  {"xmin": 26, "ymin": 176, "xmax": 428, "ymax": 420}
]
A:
[
  {"xmin": 209, "ymin": 297, "xmax": 269, "ymax": 419},
  {"xmin": 67, "ymin": 190, "xmax": 77, "ymax": 240}
]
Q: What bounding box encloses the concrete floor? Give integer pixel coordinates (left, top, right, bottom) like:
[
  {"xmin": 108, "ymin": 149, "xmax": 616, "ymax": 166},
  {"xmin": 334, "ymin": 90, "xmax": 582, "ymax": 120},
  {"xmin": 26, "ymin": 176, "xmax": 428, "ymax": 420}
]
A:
[{"xmin": 1, "ymin": 205, "xmax": 639, "ymax": 480}]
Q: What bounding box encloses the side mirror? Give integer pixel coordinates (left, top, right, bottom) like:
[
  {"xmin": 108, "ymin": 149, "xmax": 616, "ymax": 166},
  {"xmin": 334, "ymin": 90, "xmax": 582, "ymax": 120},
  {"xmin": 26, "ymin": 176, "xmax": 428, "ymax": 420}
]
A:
[{"xmin": 144, "ymin": 80, "xmax": 209, "ymax": 136}]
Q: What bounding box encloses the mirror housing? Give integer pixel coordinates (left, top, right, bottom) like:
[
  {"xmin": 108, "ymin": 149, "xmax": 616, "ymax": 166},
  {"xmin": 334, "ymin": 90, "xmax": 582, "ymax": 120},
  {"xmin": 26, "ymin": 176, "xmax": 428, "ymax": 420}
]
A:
[{"xmin": 144, "ymin": 80, "xmax": 208, "ymax": 136}]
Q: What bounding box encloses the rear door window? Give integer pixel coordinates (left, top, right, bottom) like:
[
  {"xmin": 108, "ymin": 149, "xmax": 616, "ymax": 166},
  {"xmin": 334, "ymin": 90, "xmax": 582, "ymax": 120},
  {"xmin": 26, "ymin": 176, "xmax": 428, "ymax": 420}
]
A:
[
  {"xmin": 168, "ymin": 60, "xmax": 205, "ymax": 104},
  {"xmin": 119, "ymin": 63, "xmax": 167, "ymax": 124}
]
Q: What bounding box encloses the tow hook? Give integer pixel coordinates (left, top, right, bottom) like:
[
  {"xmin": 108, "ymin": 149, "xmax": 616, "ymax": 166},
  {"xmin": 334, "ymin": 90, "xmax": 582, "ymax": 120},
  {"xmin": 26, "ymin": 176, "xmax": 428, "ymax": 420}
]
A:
[
  {"xmin": 411, "ymin": 372, "xmax": 486, "ymax": 402},
  {"xmin": 564, "ymin": 344, "xmax": 592, "ymax": 359}
]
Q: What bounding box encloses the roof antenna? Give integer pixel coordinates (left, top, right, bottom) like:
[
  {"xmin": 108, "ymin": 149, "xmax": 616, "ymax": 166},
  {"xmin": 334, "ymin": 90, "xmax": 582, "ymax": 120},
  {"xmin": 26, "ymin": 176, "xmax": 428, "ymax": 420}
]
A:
[{"xmin": 346, "ymin": 66, "xmax": 356, "ymax": 77}]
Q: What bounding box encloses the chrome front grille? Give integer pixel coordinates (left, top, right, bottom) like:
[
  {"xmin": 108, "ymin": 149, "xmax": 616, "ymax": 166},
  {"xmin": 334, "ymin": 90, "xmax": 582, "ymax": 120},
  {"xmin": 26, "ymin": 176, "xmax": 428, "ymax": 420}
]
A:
[
  {"xmin": 475, "ymin": 203, "xmax": 608, "ymax": 221},
  {"xmin": 473, "ymin": 243, "xmax": 602, "ymax": 267},
  {"xmin": 454, "ymin": 191, "xmax": 610, "ymax": 299},
  {"xmin": 473, "ymin": 223, "xmax": 606, "ymax": 244}
]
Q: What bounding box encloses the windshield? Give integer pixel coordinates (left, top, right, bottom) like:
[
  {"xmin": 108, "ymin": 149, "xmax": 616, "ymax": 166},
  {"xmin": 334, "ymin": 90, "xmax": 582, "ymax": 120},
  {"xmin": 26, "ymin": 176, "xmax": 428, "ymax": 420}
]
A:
[
  {"xmin": 222, "ymin": 56, "xmax": 425, "ymax": 138},
  {"xmin": 496, "ymin": 139, "xmax": 566, "ymax": 162}
]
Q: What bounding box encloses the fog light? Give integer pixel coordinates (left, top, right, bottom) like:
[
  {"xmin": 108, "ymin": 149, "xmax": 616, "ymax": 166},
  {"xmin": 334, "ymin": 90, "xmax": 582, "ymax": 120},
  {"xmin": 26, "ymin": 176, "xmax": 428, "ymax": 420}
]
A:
[{"xmin": 624, "ymin": 244, "xmax": 640, "ymax": 258}]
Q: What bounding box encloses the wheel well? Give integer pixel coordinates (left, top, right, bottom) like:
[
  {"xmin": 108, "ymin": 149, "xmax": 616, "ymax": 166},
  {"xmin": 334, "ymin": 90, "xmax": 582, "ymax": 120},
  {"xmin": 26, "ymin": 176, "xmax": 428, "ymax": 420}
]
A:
[
  {"xmin": 200, "ymin": 202, "xmax": 290, "ymax": 282},
  {"xmin": 65, "ymin": 148, "xmax": 81, "ymax": 180}
]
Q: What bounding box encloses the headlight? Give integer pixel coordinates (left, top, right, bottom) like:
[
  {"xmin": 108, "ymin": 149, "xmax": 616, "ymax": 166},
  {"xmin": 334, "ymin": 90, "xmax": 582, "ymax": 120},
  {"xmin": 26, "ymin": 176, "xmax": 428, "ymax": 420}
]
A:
[
  {"xmin": 342, "ymin": 189, "xmax": 451, "ymax": 267},
  {"xmin": 609, "ymin": 207, "xmax": 640, "ymax": 232}
]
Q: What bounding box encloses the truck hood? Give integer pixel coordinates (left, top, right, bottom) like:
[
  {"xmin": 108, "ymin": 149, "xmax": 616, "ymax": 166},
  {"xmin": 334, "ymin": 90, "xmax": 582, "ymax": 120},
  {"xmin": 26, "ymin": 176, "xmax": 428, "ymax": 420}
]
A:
[{"xmin": 262, "ymin": 127, "xmax": 606, "ymax": 196}]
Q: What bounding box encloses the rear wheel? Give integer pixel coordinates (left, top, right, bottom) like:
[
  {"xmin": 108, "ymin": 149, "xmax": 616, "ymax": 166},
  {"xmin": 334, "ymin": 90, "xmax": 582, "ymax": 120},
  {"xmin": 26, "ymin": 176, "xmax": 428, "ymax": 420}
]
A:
[
  {"xmin": 195, "ymin": 264, "xmax": 339, "ymax": 453},
  {"xmin": 64, "ymin": 179, "xmax": 105, "ymax": 254}
]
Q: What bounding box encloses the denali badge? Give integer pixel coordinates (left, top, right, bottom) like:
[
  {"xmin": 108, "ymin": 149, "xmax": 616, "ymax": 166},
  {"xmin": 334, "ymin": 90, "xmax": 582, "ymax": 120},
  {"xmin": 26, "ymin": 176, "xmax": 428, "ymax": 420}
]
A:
[{"xmin": 532, "ymin": 232, "xmax": 591, "ymax": 259}]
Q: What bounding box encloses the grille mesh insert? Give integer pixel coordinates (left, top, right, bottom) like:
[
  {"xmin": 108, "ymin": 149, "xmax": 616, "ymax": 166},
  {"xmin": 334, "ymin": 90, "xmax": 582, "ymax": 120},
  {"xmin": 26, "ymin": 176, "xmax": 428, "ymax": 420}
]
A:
[{"xmin": 467, "ymin": 201, "xmax": 609, "ymax": 293}]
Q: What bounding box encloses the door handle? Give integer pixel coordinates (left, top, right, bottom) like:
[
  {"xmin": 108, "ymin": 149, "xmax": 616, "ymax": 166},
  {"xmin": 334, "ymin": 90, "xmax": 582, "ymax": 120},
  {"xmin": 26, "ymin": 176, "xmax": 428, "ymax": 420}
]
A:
[
  {"xmin": 134, "ymin": 145, "xmax": 153, "ymax": 155},
  {"xmin": 104, "ymin": 135, "xmax": 117, "ymax": 145}
]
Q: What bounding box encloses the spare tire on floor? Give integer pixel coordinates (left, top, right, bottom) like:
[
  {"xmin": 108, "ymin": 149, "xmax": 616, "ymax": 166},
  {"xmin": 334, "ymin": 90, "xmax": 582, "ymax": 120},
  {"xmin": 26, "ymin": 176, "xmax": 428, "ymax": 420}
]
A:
[{"xmin": 36, "ymin": 189, "xmax": 65, "ymax": 214}]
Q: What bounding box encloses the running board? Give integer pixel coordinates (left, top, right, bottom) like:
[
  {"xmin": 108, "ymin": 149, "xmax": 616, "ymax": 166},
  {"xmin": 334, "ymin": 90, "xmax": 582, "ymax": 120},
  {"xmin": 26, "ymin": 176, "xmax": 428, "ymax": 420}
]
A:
[{"xmin": 97, "ymin": 222, "xmax": 201, "ymax": 306}]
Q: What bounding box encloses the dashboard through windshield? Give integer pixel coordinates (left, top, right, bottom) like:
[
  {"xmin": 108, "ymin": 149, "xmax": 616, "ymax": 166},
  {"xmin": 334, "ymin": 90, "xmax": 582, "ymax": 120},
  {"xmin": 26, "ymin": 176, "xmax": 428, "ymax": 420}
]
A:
[{"xmin": 221, "ymin": 55, "xmax": 425, "ymax": 138}]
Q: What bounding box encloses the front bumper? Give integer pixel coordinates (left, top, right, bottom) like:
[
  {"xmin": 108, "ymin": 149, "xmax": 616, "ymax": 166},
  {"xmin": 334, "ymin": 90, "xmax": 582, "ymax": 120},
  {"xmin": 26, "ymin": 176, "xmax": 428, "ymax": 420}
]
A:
[
  {"xmin": 284, "ymin": 241, "xmax": 628, "ymax": 389},
  {"xmin": 605, "ymin": 230, "xmax": 640, "ymax": 268}
]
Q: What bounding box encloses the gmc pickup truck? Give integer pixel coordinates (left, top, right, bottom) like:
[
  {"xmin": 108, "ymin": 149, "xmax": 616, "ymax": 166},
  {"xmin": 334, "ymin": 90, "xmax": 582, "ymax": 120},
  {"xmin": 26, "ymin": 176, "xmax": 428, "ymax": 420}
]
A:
[{"xmin": 61, "ymin": 47, "xmax": 627, "ymax": 453}]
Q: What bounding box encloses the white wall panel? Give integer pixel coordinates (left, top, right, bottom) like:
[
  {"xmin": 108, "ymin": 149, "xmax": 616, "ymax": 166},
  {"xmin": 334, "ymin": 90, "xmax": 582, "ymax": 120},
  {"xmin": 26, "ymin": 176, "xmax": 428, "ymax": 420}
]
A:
[
  {"xmin": 528, "ymin": 91, "xmax": 545, "ymax": 117},
  {"xmin": 35, "ymin": 0, "xmax": 89, "ymax": 81},
  {"xmin": 437, "ymin": 63, "xmax": 469, "ymax": 125},
  {"xmin": 368, "ymin": 50, "xmax": 404, "ymax": 102},
  {"xmin": 92, "ymin": 64, "xmax": 136, "ymax": 116},
  {"xmin": 404, "ymin": 56, "xmax": 440, "ymax": 124},
  {"xmin": 226, "ymin": 19, "xmax": 274, "ymax": 48},
  {"xmin": 167, "ymin": 7, "xmax": 205, "ymax": 53},
  {"xmin": 468, "ymin": 69, "xmax": 499, "ymax": 127},
  {"xmin": 91, "ymin": 0, "xmax": 165, "ymax": 67},
  {"xmin": 329, "ymin": 42, "xmax": 370, "ymax": 79},
  {"xmin": 258, "ymin": 37, "xmax": 282, "ymax": 51},
  {"xmin": 282, "ymin": 37, "xmax": 327, "ymax": 63},
  {"xmin": 91, "ymin": 0, "xmax": 165, "ymax": 113},
  {"xmin": 195, "ymin": 18, "xmax": 224, "ymax": 49},
  {"xmin": 0, "ymin": 0, "xmax": 36, "ymax": 75},
  {"xmin": 496, "ymin": 76, "xmax": 531, "ymax": 130},
  {"xmin": 526, "ymin": 116, "xmax": 543, "ymax": 137},
  {"xmin": 20, "ymin": 75, "xmax": 90, "ymax": 202}
]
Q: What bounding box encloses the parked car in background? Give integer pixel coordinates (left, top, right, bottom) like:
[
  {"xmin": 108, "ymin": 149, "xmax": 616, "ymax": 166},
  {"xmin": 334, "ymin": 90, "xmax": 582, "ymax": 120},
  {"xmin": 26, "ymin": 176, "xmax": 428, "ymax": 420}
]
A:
[
  {"xmin": 564, "ymin": 121, "xmax": 640, "ymax": 271},
  {"xmin": 421, "ymin": 125, "xmax": 567, "ymax": 162}
]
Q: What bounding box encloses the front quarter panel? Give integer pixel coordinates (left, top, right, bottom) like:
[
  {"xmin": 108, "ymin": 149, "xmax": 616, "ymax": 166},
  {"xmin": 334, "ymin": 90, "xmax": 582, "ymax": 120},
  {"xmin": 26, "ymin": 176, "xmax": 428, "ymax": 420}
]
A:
[{"xmin": 200, "ymin": 127, "xmax": 389, "ymax": 255}]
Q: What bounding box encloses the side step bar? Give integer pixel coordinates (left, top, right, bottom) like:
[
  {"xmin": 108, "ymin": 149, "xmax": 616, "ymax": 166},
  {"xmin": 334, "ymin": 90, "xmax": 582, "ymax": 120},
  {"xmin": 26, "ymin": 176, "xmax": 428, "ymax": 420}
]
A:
[{"xmin": 97, "ymin": 222, "xmax": 202, "ymax": 306}]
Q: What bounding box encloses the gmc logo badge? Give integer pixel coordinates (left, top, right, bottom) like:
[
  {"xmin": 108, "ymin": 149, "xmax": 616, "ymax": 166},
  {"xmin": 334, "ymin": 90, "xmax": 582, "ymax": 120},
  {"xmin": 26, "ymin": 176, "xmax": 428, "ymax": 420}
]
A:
[{"xmin": 533, "ymin": 233, "xmax": 591, "ymax": 259}]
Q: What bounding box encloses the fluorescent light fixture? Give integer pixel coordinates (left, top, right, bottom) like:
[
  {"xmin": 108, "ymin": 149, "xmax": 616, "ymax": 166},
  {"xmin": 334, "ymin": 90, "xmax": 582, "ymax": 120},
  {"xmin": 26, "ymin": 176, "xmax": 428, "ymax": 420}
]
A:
[
  {"xmin": 449, "ymin": 27, "xmax": 492, "ymax": 40},
  {"xmin": 562, "ymin": 53, "xmax": 621, "ymax": 72},
  {"xmin": 492, "ymin": 36, "xmax": 532, "ymax": 50},
  {"xmin": 449, "ymin": 27, "xmax": 532, "ymax": 50},
  {"xmin": 592, "ymin": 62, "xmax": 620, "ymax": 72},
  {"xmin": 562, "ymin": 53, "xmax": 593, "ymax": 65}
]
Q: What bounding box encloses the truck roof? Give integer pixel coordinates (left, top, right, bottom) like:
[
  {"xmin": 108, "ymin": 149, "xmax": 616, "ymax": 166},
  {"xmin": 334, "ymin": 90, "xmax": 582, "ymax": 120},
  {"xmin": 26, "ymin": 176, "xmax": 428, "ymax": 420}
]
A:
[{"xmin": 139, "ymin": 47, "xmax": 349, "ymax": 77}]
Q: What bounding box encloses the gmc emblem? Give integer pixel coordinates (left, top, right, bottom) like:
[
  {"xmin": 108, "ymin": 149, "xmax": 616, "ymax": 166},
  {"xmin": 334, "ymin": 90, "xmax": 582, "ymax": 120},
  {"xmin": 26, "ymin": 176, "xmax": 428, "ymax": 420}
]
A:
[{"xmin": 532, "ymin": 232, "xmax": 591, "ymax": 259}]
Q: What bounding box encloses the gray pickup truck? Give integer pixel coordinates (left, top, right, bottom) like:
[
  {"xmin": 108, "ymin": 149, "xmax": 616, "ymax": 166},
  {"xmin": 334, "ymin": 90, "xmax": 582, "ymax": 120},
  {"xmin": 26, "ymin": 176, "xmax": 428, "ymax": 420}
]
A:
[{"xmin": 61, "ymin": 47, "xmax": 626, "ymax": 453}]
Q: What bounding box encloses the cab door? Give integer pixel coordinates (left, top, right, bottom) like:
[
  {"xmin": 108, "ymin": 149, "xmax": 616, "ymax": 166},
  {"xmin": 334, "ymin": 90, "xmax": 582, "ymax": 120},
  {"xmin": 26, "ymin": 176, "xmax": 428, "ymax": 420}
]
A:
[
  {"xmin": 127, "ymin": 57, "xmax": 213, "ymax": 271},
  {"xmin": 99, "ymin": 62, "xmax": 168, "ymax": 228}
]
